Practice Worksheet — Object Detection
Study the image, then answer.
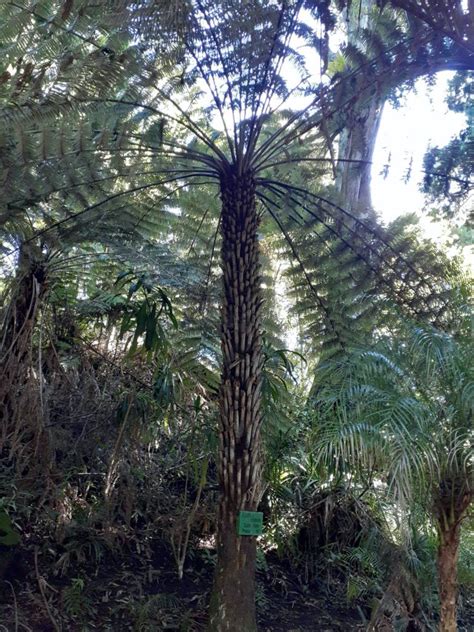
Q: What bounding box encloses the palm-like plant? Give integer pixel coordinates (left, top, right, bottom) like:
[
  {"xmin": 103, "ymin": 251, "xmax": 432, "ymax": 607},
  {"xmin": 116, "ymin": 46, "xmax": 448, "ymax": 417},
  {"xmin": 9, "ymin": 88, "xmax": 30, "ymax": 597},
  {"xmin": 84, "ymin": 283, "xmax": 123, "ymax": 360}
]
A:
[{"xmin": 312, "ymin": 325, "xmax": 473, "ymax": 632}]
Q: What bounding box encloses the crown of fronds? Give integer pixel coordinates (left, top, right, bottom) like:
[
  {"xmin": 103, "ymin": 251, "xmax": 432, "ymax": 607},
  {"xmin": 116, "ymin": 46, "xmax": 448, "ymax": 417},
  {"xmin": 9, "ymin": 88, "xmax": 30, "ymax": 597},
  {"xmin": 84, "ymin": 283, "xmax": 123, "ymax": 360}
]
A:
[{"xmin": 1, "ymin": 0, "xmax": 470, "ymax": 360}]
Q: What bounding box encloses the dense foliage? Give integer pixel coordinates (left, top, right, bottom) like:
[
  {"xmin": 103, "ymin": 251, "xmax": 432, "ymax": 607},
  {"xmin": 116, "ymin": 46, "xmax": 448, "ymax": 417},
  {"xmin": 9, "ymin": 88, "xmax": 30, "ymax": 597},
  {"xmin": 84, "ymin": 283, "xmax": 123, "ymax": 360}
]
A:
[{"xmin": 0, "ymin": 1, "xmax": 472, "ymax": 631}]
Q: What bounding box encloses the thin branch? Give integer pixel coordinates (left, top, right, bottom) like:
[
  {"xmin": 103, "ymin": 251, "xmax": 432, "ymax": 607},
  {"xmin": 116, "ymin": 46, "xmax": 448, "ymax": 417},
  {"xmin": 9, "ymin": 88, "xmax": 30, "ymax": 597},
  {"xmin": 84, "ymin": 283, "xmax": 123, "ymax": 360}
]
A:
[
  {"xmin": 259, "ymin": 156, "xmax": 372, "ymax": 171},
  {"xmin": 194, "ymin": 0, "xmax": 239, "ymax": 159},
  {"xmin": 131, "ymin": 180, "xmax": 217, "ymax": 234},
  {"xmin": 251, "ymin": 30, "xmax": 436, "ymax": 168},
  {"xmin": 245, "ymin": 0, "xmax": 293, "ymax": 162},
  {"xmin": 8, "ymin": 167, "xmax": 218, "ymax": 207},
  {"xmin": 34, "ymin": 548, "xmax": 60, "ymax": 632},
  {"xmin": 8, "ymin": 1, "xmax": 116, "ymax": 51},
  {"xmin": 257, "ymin": 190, "xmax": 345, "ymax": 350},
  {"xmin": 72, "ymin": 97, "xmax": 226, "ymax": 162},
  {"xmin": 258, "ymin": 179, "xmax": 445, "ymax": 323},
  {"xmin": 187, "ymin": 207, "xmax": 210, "ymax": 254},
  {"xmin": 5, "ymin": 174, "xmax": 210, "ymax": 255},
  {"xmin": 260, "ymin": 177, "xmax": 442, "ymax": 297}
]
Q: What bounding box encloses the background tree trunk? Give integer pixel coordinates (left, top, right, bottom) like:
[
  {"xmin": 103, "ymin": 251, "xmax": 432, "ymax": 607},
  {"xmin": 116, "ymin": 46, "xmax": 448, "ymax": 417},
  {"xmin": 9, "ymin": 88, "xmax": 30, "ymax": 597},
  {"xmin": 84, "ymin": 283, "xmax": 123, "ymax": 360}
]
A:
[
  {"xmin": 437, "ymin": 519, "xmax": 461, "ymax": 632},
  {"xmin": 208, "ymin": 168, "xmax": 263, "ymax": 632},
  {"xmin": 336, "ymin": 97, "xmax": 383, "ymax": 218},
  {"xmin": 335, "ymin": 0, "xmax": 381, "ymax": 218}
]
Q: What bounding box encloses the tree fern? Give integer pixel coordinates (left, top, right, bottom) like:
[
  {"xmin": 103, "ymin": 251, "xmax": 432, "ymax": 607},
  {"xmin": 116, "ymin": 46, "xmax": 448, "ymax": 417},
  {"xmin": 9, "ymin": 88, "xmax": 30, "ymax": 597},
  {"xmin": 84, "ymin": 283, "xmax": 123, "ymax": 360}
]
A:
[{"xmin": 1, "ymin": 2, "xmax": 472, "ymax": 628}]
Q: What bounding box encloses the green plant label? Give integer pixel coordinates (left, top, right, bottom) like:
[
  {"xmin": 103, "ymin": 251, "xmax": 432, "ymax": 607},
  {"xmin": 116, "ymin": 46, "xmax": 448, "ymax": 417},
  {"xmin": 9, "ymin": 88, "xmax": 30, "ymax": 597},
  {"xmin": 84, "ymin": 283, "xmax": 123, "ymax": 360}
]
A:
[{"xmin": 237, "ymin": 511, "xmax": 263, "ymax": 536}]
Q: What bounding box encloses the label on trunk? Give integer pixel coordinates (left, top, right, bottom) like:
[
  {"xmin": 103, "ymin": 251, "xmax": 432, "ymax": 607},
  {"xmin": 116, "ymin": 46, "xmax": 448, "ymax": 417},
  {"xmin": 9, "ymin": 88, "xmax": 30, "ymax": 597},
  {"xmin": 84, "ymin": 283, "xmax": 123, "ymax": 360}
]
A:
[{"xmin": 237, "ymin": 511, "xmax": 263, "ymax": 536}]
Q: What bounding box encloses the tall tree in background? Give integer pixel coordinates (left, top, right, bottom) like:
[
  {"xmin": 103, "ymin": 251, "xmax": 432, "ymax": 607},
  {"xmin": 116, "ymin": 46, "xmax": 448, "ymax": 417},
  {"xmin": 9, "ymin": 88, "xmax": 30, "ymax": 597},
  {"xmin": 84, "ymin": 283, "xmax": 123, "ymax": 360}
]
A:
[{"xmin": 334, "ymin": 0, "xmax": 474, "ymax": 215}]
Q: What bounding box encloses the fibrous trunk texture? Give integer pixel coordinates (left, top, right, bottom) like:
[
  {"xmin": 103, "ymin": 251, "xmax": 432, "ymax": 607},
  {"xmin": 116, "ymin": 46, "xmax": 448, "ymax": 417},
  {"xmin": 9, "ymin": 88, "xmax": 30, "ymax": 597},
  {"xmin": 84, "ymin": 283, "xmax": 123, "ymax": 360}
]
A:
[
  {"xmin": 437, "ymin": 519, "xmax": 461, "ymax": 632},
  {"xmin": 0, "ymin": 243, "xmax": 47, "ymax": 466},
  {"xmin": 435, "ymin": 486, "xmax": 471, "ymax": 632},
  {"xmin": 208, "ymin": 169, "xmax": 263, "ymax": 632}
]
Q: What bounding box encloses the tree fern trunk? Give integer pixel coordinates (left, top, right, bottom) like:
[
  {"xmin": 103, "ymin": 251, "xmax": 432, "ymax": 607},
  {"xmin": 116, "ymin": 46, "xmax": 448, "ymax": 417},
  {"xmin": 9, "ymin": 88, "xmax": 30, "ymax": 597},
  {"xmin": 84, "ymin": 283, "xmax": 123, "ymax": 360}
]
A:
[
  {"xmin": 0, "ymin": 243, "xmax": 47, "ymax": 455},
  {"xmin": 208, "ymin": 169, "xmax": 263, "ymax": 632}
]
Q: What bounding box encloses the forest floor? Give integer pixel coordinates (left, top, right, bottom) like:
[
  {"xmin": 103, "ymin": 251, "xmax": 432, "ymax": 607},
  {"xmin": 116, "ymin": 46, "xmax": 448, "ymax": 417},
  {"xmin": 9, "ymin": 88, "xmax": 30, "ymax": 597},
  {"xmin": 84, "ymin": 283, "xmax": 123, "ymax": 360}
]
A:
[
  {"xmin": 2, "ymin": 538, "xmax": 474, "ymax": 631},
  {"xmin": 2, "ymin": 548, "xmax": 365, "ymax": 631}
]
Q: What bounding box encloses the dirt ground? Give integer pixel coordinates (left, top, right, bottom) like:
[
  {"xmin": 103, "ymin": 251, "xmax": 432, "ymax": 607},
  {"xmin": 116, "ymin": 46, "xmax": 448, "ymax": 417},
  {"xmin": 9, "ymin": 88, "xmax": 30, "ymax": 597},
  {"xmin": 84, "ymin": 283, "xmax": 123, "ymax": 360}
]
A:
[{"xmin": 1, "ymin": 540, "xmax": 473, "ymax": 631}]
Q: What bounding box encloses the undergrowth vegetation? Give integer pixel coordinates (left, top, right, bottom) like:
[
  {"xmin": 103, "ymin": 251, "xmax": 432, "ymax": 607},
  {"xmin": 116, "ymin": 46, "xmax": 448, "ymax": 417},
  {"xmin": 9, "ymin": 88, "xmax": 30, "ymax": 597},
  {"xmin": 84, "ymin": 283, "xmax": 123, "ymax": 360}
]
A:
[{"xmin": 0, "ymin": 306, "xmax": 472, "ymax": 630}]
